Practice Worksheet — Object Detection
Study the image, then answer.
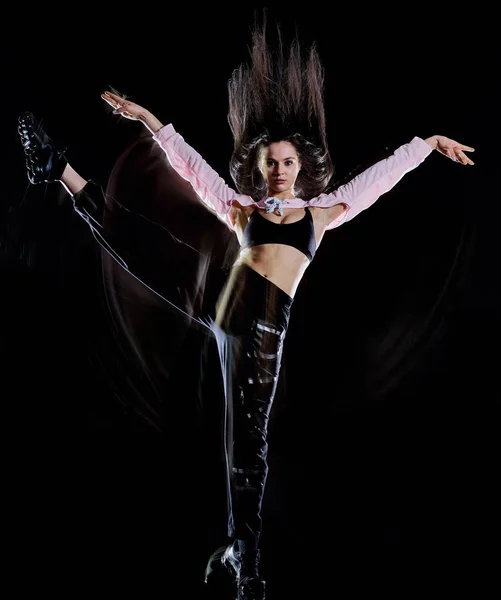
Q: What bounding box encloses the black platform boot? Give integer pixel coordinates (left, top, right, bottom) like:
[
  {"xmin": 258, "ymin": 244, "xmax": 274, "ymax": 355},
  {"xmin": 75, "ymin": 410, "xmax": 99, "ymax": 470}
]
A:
[
  {"xmin": 205, "ymin": 541, "xmax": 266, "ymax": 600},
  {"xmin": 17, "ymin": 112, "xmax": 67, "ymax": 184}
]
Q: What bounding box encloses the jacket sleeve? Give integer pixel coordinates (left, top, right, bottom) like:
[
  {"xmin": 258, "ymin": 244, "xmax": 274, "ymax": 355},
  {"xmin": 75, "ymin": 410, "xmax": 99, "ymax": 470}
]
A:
[
  {"xmin": 315, "ymin": 136, "xmax": 434, "ymax": 229},
  {"xmin": 152, "ymin": 124, "xmax": 255, "ymax": 229}
]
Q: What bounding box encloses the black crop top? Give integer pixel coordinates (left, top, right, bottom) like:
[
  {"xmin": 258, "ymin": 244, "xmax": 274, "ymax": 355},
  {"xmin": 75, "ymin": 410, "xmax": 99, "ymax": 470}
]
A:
[{"xmin": 241, "ymin": 207, "xmax": 316, "ymax": 261}]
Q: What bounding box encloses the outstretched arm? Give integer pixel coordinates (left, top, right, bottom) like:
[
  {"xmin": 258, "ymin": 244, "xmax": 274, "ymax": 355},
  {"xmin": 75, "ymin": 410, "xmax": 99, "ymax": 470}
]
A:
[
  {"xmin": 101, "ymin": 91, "xmax": 254, "ymax": 229},
  {"xmin": 320, "ymin": 134, "xmax": 475, "ymax": 229}
]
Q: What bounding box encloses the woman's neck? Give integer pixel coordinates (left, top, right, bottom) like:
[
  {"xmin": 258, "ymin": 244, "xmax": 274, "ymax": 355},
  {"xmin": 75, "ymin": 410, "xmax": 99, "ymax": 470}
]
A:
[{"xmin": 267, "ymin": 192, "xmax": 296, "ymax": 200}]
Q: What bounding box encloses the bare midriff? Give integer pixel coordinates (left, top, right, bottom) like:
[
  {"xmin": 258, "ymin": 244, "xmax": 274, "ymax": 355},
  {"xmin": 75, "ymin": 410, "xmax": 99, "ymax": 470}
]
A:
[{"xmin": 235, "ymin": 244, "xmax": 309, "ymax": 298}]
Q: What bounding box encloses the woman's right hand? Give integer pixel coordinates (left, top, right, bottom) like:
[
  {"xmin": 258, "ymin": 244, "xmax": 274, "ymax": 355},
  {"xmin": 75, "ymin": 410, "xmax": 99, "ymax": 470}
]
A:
[{"xmin": 101, "ymin": 91, "xmax": 164, "ymax": 134}]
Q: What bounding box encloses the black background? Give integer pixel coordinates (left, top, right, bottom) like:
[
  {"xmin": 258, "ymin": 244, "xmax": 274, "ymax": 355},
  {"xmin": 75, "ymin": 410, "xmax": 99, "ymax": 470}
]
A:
[{"xmin": 2, "ymin": 6, "xmax": 499, "ymax": 598}]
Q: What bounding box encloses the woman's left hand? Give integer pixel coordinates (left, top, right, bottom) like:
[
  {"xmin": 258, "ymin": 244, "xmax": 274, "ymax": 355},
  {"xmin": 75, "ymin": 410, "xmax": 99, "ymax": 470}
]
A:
[{"xmin": 425, "ymin": 135, "xmax": 475, "ymax": 165}]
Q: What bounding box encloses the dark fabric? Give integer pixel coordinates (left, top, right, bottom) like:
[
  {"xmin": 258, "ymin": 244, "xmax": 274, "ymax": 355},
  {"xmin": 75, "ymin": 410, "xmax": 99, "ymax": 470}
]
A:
[
  {"xmin": 72, "ymin": 179, "xmax": 213, "ymax": 326},
  {"xmin": 214, "ymin": 264, "xmax": 293, "ymax": 544},
  {"xmin": 242, "ymin": 206, "xmax": 316, "ymax": 261}
]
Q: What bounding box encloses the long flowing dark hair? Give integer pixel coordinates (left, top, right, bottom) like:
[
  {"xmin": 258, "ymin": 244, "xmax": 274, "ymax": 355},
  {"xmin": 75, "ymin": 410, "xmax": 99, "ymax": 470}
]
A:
[{"xmin": 227, "ymin": 12, "xmax": 335, "ymax": 201}]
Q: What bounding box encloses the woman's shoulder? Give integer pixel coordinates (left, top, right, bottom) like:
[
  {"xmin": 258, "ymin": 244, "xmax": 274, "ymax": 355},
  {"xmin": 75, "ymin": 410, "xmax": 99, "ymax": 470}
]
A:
[
  {"xmin": 231, "ymin": 199, "xmax": 256, "ymax": 213},
  {"xmin": 308, "ymin": 203, "xmax": 347, "ymax": 228}
]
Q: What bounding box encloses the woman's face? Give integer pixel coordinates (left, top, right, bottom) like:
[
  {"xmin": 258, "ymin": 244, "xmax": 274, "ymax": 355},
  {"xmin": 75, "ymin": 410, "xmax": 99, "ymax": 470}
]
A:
[{"xmin": 260, "ymin": 141, "xmax": 301, "ymax": 198}]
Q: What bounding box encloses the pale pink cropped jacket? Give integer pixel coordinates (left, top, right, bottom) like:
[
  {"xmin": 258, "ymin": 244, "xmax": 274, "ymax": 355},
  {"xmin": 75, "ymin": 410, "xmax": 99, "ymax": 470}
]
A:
[{"xmin": 153, "ymin": 124, "xmax": 433, "ymax": 231}]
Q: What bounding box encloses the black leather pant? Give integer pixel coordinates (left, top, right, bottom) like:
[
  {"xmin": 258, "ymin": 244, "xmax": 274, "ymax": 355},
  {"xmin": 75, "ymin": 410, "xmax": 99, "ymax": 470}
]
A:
[{"xmin": 214, "ymin": 265, "xmax": 293, "ymax": 546}]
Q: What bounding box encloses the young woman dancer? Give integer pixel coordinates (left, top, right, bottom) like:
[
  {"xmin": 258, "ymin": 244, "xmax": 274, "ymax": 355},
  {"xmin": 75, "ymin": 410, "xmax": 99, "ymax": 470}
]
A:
[{"xmin": 17, "ymin": 18, "xmax": 474, "ymax": 600}]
